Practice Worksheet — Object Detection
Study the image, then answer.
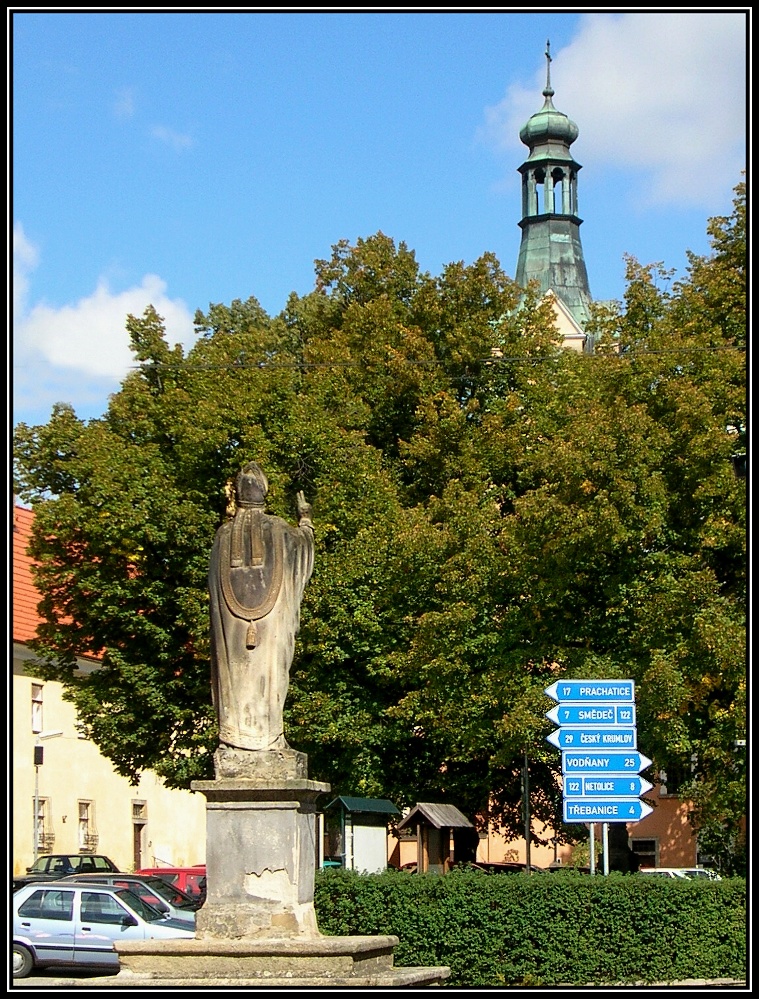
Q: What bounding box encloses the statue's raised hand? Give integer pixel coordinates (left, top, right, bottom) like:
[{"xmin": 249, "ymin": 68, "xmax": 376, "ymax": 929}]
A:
[{"xmin": 296, "ymin": 490, "xmax": 312, "ymax": 523}]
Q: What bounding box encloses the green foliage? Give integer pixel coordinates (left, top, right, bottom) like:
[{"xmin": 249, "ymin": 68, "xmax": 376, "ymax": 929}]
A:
[
  {"xmin": 13, "ymin": 185, "xmax": 746, "ymax": 857},
  {"xmin": 313, "ymin": 868, "xmax": 746, "ymax": 987}
]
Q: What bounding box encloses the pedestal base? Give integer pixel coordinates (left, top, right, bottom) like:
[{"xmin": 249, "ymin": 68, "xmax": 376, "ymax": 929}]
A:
[
  {"xmin": 108, "ymin": 935, "xmax": 450, "ymax": 987},
  {"xmin": 191, "ymin": 775, "xmax": 329, "ymax": 939}
]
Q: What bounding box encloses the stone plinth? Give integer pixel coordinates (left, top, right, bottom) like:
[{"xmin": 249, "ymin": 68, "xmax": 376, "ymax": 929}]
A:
[
  {"xmin": 213, "ymin": 744, "xmax": 309, "ymax": 781},
  {"xmin": 191, "ymin": 770, "xmax": 329, "ymax": 940},
  {"xmin": 109, "ymin": 935, "xmax": 450, "ymax": 986}
]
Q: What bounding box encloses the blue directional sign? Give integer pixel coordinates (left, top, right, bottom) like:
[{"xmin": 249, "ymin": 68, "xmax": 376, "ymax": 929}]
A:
[
  {"xmin": 563, "ymin": 775, "xmax": 653, "ymax": 797},
  {"xmin": 562, "ymin": 751, "xmax": 652, "ymax": 775},
  {"xmin": 545, "ymin": 679, "xmax": 652, "ymax": 830},
  {"xmin": 564, "ymin": 798, "xmax": 653, "ymax": 824},
  {"xmin": 547, "ymin": 704, "xmax": 636, "ymax": 727},
  {"xmin": 547, "ymin": 727, "xmax": 637, "ymax": 750},
  {"xmin": 545, "ymin": 680, "xmax": 635, "ymax": 703}
]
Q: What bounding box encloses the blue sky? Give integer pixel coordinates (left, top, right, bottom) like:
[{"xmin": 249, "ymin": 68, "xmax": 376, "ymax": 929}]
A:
[{"xmin": 11, "ymin": 9, "xmax": 748, "ymax": 427}]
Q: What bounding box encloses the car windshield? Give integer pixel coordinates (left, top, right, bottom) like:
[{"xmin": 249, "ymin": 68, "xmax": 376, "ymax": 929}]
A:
[
  {"xmin": 146, "ymin": 878, "xmax": 197, "ymax": 909},
  {"xmin": 115, "ymin": 887, "xmax": 169, "ymax": 922},
  {"xmin": 29, "ymin": 855, "xmax": 77, "ymax": 873},
  {"xmin": 28, "ymin": 857, "xmax": 52, "ymax": 872}
]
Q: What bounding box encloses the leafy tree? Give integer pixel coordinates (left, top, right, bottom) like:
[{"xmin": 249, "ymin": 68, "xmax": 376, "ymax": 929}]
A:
[{"xmin": 13, "ymin": 189, "xmax": 745, "ymax": 861}]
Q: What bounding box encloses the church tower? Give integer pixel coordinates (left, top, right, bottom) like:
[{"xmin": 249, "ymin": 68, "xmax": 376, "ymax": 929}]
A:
[{"xmin": 514, "ymin": 42, "xmax": 593, "ymax": 341}]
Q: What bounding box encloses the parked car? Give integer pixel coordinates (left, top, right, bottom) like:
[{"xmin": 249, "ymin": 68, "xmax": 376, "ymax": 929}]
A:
[
  {"xmin": 58, "ymin": 872, "xmax": 201, "ymax": 923},
  {"xmin": 639, "ymin": 867, "xmax": 722, "ymax": 881},
  {"xmin": 466, "ymin": 862, "xmax": 545, "ymax": 874},
  {"xmin": 13, "ymin": 880, "xmax": 194, "ymax": 978},
  {"xmin": 13, "ymin": 854, "xmax": 120, "ymax": 892},
  {"xmin": 135, "ymin": 865, "xmax": 206, "ymax": 902}
]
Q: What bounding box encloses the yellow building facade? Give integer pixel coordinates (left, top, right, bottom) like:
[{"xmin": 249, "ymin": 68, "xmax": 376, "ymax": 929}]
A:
[{"xmin": 12, "ymin": 503, "xmax": 206, "ymax": 880}]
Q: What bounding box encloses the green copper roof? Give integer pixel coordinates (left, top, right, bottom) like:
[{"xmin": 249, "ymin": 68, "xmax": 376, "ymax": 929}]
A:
[
  {"xmin": 324, "ymin": 796, "xmax": 400, "ymax": 815},
  {"xmin": 519, "ymin": 40, "xmax": 579, "ymax": 154},
  {"xmin": 514, "ymin": 40, "xmax": 593, "ymax": 333}
]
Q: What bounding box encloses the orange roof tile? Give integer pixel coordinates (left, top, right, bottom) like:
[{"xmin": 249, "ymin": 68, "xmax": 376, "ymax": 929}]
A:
[
  {"xmin": 13, "ymin": 502, "xmax": 102, "ymax": 663},
  {"xmin": 13, "ymin": 504, "xmax": 43, "ymax": 644}
]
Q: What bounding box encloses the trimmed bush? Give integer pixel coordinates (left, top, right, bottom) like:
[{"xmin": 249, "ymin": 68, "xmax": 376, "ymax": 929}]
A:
[{"xmin": 313, "ymin": 867, "xmax": 746, "ymax": 986}]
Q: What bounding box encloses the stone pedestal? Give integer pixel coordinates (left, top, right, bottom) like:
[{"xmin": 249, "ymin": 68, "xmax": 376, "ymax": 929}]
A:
[
  {"xmin": 192, "ymin": 747, "xmax": 327, "ymax": 939},
  {"xmin": 194, "ymin": 780, "xmax": 329, "ymax": 938}
]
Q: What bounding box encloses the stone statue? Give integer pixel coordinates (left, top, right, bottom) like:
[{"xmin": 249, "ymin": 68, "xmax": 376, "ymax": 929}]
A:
[{"xmin": 208, "ymin": 462, "xmax": 314, "ymax": 753}]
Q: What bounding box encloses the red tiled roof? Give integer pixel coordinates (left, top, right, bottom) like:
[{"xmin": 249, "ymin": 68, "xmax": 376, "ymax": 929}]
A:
[
  {"xmin": 13, "ymin": 504, "xmax": 43, "ymax": 644},
  {"xmin": 13, "ymin": 502, "xmax": 102, "ymax": 663}
]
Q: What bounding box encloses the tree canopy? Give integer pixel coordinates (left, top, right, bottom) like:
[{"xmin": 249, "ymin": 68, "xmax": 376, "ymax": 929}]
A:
[{"xmin": 13, "ymin": 186, "xmax": 746, "ymax": 870}]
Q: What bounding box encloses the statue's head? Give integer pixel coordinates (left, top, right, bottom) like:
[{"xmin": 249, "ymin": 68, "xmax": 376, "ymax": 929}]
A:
[{"xmin": 235, "ymin": 462, "xmax": 268, "ymax": 508}]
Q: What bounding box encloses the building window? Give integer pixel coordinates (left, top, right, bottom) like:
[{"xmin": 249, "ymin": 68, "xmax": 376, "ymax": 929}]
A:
[
  {"xmin": 658, "ymin": 758, "xmax": 694, "ymax": 798},
  {"xmin": 34, "ymin": 797, "xmax": 55, "ymax": 854},
  {"xmin": 31, "ymin": 684, "xmax": 43, "ymax": 734},
  {"xmin": 34, "ymin": 797, "xmax": 45, "ymax": 854},
  {"xmin": 132, "ymin": 800, "xmax": 147, "ymax": 870},
  {"xmin": 630, "ymin": 837, "xmax": 658, "ymax": 869},
  {"xmin": 78, "ymin": 801, "xmax": 98, "ymax": 852}
]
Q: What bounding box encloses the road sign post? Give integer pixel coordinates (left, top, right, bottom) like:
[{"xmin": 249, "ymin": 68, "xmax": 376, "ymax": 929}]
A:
[{"xmin": 545, "ymin": 679, "xmax": 653, "ymax": 871}]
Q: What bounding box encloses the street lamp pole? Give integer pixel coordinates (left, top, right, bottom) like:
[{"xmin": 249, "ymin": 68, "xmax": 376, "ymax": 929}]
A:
[
  {"xmin": 32, "ymin": 731, "xmax": 63, "ymax": 863},
  {"xmin": 522, "ymin": 751, "xmax": 532, "ymax": 872},
  {"xmin": 33, "ymin": 754, "xmax": 40, "ymax": 863}
]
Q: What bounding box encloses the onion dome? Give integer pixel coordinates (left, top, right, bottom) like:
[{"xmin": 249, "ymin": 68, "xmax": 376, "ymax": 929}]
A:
[{"xmin": 519, "ymin": 41, "xmax": 579, "ymax": 154}]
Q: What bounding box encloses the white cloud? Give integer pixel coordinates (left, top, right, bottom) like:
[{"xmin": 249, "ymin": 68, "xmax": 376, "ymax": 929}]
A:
[
  {"xmin": 13, "ymin": 228, "xmax": 196, "ymax": 423},
  {"xmin": 114, "ymin": 86, "xmax": 136, "ymax": 120},
  {"xmin": 150, "ymin": 124, "xmax": 193, "ymax": 151},
  {"xmin": 13, "ymin": 223, "xmax": 39, "ymax": 315},
  {"xmin": 18, "ymin": 275, "xmax": 195, "ymax": 378},
  {"xmin": 483, "ymin": 12, "xmax": 746, "ymax": 208}
]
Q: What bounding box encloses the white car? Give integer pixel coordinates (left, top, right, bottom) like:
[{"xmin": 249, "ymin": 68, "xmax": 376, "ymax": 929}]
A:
[
  {"xmin": 13, "ymin": 880, "xmax": 194, "ymax": 978},
  {"xmin": 57, "ymin": 872, "xmax": 199, "ymax": 925},
  {"xmin": 639, "ymin": 867, "xmax": 722, "ymax": 881}
]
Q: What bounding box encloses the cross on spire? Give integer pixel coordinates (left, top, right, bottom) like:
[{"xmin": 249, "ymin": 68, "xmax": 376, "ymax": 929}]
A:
[{"xmin": 544, "ymin": 39, "xmax": 554, "ymax": 97}]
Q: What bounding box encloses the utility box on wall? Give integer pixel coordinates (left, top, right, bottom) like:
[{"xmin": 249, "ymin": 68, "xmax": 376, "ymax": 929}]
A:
[{"xmin": 322, "ymin": 796, "xmax": 400, "ymax": 874}]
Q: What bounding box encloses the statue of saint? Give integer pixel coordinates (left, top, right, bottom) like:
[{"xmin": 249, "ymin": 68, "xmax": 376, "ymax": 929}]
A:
[{"xmin": 208, "ymin": 462, "xmax": 314, "ymax": 752}]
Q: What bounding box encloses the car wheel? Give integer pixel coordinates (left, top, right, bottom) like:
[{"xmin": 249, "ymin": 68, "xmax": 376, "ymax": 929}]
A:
[{"xmin": 13, "ymin": 943, "xmax": 34, "ymax": 979}]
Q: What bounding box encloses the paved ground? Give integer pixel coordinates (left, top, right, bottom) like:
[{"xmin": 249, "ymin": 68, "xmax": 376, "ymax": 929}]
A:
[{"xmin": 12, "ymin": 973, "xmax": 749, "ymax": 990}]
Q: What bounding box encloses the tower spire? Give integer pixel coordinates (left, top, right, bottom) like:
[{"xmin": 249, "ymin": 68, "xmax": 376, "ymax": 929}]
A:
[
  {"xmin": 544, "ymin": 39, "xmax": 554, "ymax": 99},
  {"xmin": 514, "ymin": 46, "xmax": 593, "ymax": 339}
]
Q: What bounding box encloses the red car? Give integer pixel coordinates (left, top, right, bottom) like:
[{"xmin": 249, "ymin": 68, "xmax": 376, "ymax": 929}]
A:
[{"xmin": 135, "ymin": 865, "xmax": 206, "ymax": 902}]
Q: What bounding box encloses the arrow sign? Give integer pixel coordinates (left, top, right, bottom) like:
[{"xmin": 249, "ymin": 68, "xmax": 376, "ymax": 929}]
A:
[
  {"xmin": 545, "ymin": 680, "xmax": 635, "ymax": 703},
  {"xmin": 547, "ymin": 704, "xmax": 636, "ymax": 727},
  {"xmin": 547, "ymin": 727, "xmax": 637, "ymax": 750},
  {"xmin": 562, "ymin": 751, "xmax": 653, "ymax": 775},
  {"xmin": 563, "ymin": 798, "xmax": 654, "ymax": 823},
  {"xmin": 563, "ymin": 776, "xmax": 654, "ymax": 797}
]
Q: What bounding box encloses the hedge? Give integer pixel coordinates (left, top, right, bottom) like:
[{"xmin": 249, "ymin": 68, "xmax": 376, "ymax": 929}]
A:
[{"xmin": 313, "ymin": 867, "xmax": 746, "ymax": 987}]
